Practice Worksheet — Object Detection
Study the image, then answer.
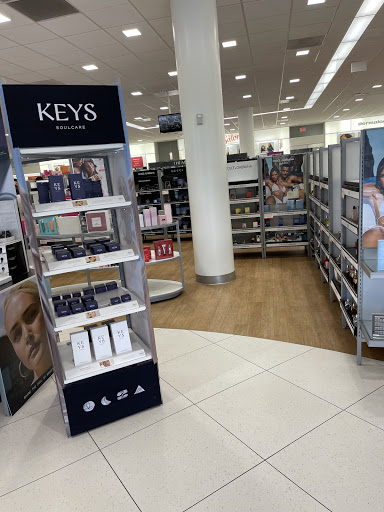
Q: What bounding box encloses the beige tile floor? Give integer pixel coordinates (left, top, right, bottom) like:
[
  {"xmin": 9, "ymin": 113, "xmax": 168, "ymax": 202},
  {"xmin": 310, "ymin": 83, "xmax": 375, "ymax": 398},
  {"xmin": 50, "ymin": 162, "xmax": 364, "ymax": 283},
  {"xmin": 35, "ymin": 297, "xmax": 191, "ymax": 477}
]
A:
[{"xmin": 1, "ymin": 329, "xmax": 384, "ymax": 512}]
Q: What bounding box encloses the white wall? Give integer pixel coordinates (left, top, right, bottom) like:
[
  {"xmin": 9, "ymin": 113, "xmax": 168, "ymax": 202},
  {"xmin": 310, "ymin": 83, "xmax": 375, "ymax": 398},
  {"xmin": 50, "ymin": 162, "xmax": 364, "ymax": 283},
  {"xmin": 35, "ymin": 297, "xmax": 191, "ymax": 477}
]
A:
[
  {"xmin": 254, "ymin": 126, "xmax": 290, "ymax": 154},
  {"xmin": 290, "ymin": 134, "xmax": 325, "ymax": 150},
  {"xmin": 324, "ymin": 115, "xmax": 384, "ymax": 147},
  {"xmin": 130, "ymin": 142, "xmax": 156, "ymax": 167}
]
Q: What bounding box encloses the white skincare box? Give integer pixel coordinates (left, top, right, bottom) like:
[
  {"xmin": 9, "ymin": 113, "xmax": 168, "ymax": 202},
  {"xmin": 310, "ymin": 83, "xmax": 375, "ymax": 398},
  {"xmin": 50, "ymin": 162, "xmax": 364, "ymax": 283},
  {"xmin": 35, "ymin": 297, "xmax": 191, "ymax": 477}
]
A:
[
  {"xmin": 70, "ymin": 331, "xmax": 92, "ymax": 366},
  {"xmin": 110, "ymin": 320, "xmax": 132, "ymax": 354},
  {"xmin": 90, "ymin": 325, "xmax": 112, "ymax": 360}
]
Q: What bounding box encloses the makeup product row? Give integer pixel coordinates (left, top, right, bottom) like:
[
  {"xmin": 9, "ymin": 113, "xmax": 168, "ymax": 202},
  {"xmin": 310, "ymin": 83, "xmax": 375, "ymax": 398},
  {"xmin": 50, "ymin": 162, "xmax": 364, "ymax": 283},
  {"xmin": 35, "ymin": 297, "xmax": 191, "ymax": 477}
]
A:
[
  {"xmin": 36, "ymin": 175, "xmax": 102, "ymax": 204},
  {"xmin": 51, "ymin": 237, "xmax": 120, "ymax": 261}
]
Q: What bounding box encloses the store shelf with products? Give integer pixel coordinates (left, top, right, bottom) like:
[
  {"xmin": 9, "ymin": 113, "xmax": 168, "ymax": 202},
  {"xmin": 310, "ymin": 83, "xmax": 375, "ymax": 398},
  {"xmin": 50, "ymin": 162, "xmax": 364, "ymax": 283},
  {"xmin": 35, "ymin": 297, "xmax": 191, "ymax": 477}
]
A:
[{"xmin": 3, "ymin": 83, "xmax": 162, "ymax": 436}]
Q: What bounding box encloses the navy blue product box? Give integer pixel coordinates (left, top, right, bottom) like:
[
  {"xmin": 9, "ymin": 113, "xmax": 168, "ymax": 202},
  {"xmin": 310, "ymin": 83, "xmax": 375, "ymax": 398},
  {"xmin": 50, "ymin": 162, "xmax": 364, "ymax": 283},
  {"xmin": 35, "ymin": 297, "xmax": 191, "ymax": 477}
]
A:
[
  {"xmin": 67, "ymin": 298, "xmax": 80, "ymax": 307},
  {"xmin": 57, "ymin": 305, "xmax": 71, "ymax": 317},
  {"xmin": 70, "ymin": 247, "xmax": 86, "ymax": 258},
  {"xmin": 121, "ymin": 294, "xmax": 131, "ymax": 302},
  {"xmin": 84, "ymin": 239, "xmax": 97, "ymax": 249},
  {"xmin": 92, "ymin": 180, "xmax": 103, "ymax": 198},
  {"xmin": 62, "ymin": 293, "xmax": 72, "ymax": 300},
  {"xmin": 48, "ymin": 175, "xmax": 66, "ymax": 202},
  {"xmin": 51, "ymin": 244, "xmax": 64, "ymax": 255},
  {"xmin": 68, "ymin": 174, "xmax": 85, "ymax": 200},
  {"xmin": 104, "ymin": 242, "xmax": 120, "ymax": 252},
  {"xmin": 71, "ymin": 303, "xmax": 85, "ymax": 314},
  {"xmin": 90, "ymin": 244, "xmax": 106, "ymax": 255},
  {"xmin": 83, "ymin": 287, "xmax": 94, "ymax": 295},
  {"xmin": 56, "ymin": 249, "xmax": 72, "ymax": 261},
  {"xmin": 52, "ymin": 295, "xmax": 61, "ymax": 302},
  {"xmin": 95, "ymin": 283, "xmax": 107, "ymax": 294},
  {"xmin": 84, "ymin": 179, "xmax": 94, "ymax": 198},
  {"xmin": 85, "ymin": 300, "xmax": 98, "ymax": 311},
  {"xmin": 72, "ymin": 291, "xmax": 81, "ymax": 298},
  {"xmin": 110, "ymin": 296, "xmax": 121, "ymax": 305},
  {"xmin": 95, "ymin": 238, "xmax": 110, "ymax": 244},
  {"xmin": 106, "ymin": 281, "xmax": 118, "ymax": 291},
  {"xmin": 82, "ymin": 295, "xmax": 94, "ymax": 304},
  {"xmin": 36, "ymin": 182, "xmax": 50, "ymax": 204},
  {"xmin": 53, "ymin": 300, "xmax": 66, "ymax": 311}
]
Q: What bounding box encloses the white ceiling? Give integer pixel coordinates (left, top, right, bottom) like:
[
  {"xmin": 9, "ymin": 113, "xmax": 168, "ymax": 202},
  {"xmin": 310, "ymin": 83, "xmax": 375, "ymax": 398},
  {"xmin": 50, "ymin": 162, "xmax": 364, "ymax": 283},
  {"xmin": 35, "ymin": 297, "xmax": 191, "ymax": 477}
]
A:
[{"xmin": 0, "ymin": 0, "xmax": 383, "ymax": 143}]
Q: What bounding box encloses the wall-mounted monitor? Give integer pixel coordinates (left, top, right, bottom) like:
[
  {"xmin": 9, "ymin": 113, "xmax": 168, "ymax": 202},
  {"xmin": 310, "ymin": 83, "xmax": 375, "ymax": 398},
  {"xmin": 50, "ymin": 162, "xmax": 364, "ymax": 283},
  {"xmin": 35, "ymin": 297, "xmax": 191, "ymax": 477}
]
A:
[{"xmin": 158, "ymin": 113, "xmax": 182, "ymax": 133}]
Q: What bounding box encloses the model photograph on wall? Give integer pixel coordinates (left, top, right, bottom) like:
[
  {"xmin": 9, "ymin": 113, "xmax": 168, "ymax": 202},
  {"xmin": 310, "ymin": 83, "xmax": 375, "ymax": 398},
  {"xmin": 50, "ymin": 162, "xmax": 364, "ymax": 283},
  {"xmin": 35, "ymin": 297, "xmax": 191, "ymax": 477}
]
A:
[
  {"xmin": 362, "ymin": 128, "xmax": 384, "ymax": 247},
  {"xmin": 264, "ymin": 154, "xmax": 305, "ymax": 205},
  {"xmin": 71, "ymin": 157, "xmax": 110, "ymax": 197},
  {"xmin": 259, "ymin": 141, "xmax": 277, "ymax": 154},
  {"xmin": 0, "ymin": 278, "xmax": 53, "ymax": 416}
]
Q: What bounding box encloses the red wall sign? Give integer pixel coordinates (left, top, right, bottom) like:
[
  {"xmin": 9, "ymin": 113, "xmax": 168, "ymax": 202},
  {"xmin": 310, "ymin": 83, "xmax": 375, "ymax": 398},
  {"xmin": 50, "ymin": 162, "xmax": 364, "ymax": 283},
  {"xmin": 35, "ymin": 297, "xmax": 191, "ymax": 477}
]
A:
[{"xmin": 131, "ymin": 156, "xmax": 144, "ymax": 169}]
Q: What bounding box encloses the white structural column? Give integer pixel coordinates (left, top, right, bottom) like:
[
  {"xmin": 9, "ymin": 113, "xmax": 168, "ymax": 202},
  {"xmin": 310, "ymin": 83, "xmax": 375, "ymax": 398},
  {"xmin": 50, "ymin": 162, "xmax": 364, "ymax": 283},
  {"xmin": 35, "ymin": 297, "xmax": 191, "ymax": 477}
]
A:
[
  {"xmin": 170, "ymin": 0, "xmax": 235, "ymax": 284},
  {"xmin": 238, "ymin": 107, "xmax": 255, "ymax": 157}
]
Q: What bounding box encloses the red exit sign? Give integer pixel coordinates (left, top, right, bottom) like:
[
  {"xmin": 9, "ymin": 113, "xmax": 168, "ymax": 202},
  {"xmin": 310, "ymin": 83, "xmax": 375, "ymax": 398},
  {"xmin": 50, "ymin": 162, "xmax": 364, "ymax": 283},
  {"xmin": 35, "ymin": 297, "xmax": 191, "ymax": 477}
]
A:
[{"xmin": 299, "ymin": 127, "xmax": 306, "ymax": 132}]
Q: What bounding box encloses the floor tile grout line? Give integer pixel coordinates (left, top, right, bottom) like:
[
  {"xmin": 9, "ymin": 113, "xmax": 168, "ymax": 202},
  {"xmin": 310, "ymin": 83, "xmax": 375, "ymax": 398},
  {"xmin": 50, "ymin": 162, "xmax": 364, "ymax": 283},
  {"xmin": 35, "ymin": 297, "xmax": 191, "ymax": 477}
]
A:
[
  {"xmin": 189, "ymin": 330, "xmax": 234, "ymax": 343},
  {"xmin": 345, "ymin": 409, "xmax": 384, "ymax": 434},
  {"xmin": 99, "ymin": 451, "xmax": 143, "ymax": 512},
  {"xmin": 264, "ymin": 410, "xmax": 344, "ymax": 462},
  {"xmin": 343, "ymin": 383, "xmax": 384, "ymax": 411},
  {"xmin": 0, "ymin": 450, "xmax": 99, "ymax": 499},
  {"xmin": 266, "ymin": 461, "xmax": 333, "ymax": 511},
  {"xmin": 267, "ymin": 347, "xmax": 316, "ymax": 370},
  {"xmin": 158, "ymin": 376, "xmax": 194, "ymax": 405},
  {"xmin": 158, "ymin": 340, "xmax": 217, "ymax": 365},
  {"xmin": 212, "ymin": 342, "xmax": 266, "ymax": 369},
  {"xmin": 181, "ymin": 461, "xmax": 264, "ymax": 512},
  {"xmin": 0, "ymin": 402, "xmax": 61, "ymax": 431}
]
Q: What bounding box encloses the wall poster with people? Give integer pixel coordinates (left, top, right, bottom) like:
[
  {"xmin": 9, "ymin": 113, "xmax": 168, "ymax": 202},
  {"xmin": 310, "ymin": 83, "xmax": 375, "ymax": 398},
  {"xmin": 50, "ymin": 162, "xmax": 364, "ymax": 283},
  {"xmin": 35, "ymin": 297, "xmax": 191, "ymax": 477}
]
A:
[
  {"xmin": 0, "ymin": 277, "xmax": 53, "ymax": 415},
  {"xmin": 71, "ymin": 157, "xmax": 110, "ymax": 197},
  {"xmin": 362, "ymin": 128, "xmax": 384, "ymax": 248},
  {"xmin": 263, "ymin": 154, "xmax": 305, "ymax": 206}
]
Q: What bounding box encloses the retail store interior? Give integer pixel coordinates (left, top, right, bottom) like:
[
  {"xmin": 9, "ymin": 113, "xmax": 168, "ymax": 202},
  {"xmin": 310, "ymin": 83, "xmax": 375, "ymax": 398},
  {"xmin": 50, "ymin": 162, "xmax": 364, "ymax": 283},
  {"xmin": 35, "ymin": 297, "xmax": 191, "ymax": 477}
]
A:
[{"xmin": 1, "ymin": 0, "xmax": 384, "ymax": 511}]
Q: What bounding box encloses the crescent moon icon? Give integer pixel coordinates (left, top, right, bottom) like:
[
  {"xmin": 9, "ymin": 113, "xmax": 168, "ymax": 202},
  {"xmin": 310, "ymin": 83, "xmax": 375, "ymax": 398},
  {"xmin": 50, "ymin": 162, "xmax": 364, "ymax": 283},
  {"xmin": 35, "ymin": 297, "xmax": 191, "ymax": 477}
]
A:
[{"xmin": 101, "ymin": 396, "xmax": 111, "ymax": 406}]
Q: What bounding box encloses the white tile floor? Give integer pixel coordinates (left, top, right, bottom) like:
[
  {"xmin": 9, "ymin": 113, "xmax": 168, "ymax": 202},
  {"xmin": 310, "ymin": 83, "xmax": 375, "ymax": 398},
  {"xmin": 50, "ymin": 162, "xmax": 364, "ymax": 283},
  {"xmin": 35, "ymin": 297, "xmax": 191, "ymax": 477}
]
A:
[{"xmin": 1, "ymin": 329, "xmax": 384, "ymax": 511}]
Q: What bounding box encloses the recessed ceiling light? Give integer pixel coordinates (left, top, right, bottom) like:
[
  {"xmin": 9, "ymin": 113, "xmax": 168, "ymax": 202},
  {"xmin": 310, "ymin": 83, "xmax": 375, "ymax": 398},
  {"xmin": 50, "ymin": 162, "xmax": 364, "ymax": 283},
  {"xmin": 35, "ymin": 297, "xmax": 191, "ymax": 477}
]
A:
[
  {"xmin": 131, "ymin": 91, "xmax": 142, "ymax": 96},
  {"xmin": 160, "ymin": 106, "xmax": 168, "ymax": 110},
  {"xmin": 343, "ymin": 108, "xmax": 350, "ymax": 111},
  {"xmin": 235, "ymin": 75, "xmax": 246, "ymax": 80},
  {"xmin": 296, "ymin": 50, "xmax": 310, "ymax": 56},
  {"xmin": 243, "ymin": 94, "xmax": 252, "ymax": 98},
  {"xmin": 280, "ymin": 122, "xmax": 286, "ymax": 125},
  {"xmin": 0, "ymin": 14, "xmax": 11, "ymax": 23},
  {"xmin": 290, "ymin": 78, "xmax": 300, "ymax": 83},
  {"xmin": 372, "ymin": 84, "xmax": 382, "ymax": 88},
  {"xmin": 355, "ymin": 98, "xmax": 363, "ymax": 101},
  {"xmin": 138, "ymin": 140, "xmax": 143, "ymax": 142},
  {"xmin": 122, "ymin": 28, "xmax": 141, "ymax": 38},
  {"xmin": 334, "ymin": 115, "xmax": 340, "ymax": 118},
  {"xmin": 283, "ymin": 108, "xmax": 291, "ymax": 111},
  {"xmin": 224, "ymin": 123, "xmax": 230, "ymax": 126},
  {"xmin": 82, "ymin": 64, "xmax": 98, "ymax": 71},
  {"xmin": 222, "ymin": 40, "xmax": 237, "ymax": 48},
  {"xmin": 134, "ymin": 117, "xmax": 143, "ymax": 120},
  {"xmin": 281, "ymin": 116, "xmax": 288, "ymax": 119},
  {"xmin": 168, "ymin": 71, "xmax": 177, "ymax": 76},
  {"xmin": 230, "ymin": 128, "xmax": 236, "ymax": 131},
  {"xmin": 307, "ymin": 0, "xmax": 325, "ymax": 5},
  {"xmin": 286, "ymin": 96, "xmax": 295, "ymax": 100}
]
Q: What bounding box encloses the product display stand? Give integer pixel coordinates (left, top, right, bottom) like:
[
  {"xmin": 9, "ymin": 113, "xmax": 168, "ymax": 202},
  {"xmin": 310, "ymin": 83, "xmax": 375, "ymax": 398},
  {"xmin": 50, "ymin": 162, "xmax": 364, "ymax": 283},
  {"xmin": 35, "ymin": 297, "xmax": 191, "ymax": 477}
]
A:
[
  {"xmin": 142, "ymin": 221, "xmax": 184, "ymax": 302},
  {"xmin": 1, "ymin": 84, "xmax": 162, "ymax": 435}
]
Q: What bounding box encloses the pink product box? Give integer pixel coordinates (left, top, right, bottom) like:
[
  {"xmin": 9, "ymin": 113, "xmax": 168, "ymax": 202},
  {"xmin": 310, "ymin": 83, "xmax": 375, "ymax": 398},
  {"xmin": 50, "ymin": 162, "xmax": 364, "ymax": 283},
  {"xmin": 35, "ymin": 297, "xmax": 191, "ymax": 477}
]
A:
[
  {"xmin": 158, "ymin": 215, "xmax": 167, "ymax": 225},
  {"xmin": 150, "ymin": 207, "xmax": 158, "ymax": 226},
  {"xmin": 164, "ymin": 203, "xmax": 173, "ymax": 224},
  {"xmin": 143, "ymin": 209, "xmax": 151, "ymax": 227}
]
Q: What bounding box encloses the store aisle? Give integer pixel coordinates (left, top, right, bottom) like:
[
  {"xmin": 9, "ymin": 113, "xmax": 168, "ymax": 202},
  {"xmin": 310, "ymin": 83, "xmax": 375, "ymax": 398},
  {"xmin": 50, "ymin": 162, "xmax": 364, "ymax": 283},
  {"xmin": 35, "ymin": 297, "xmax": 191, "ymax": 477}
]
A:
[{"xmin": 1, "ymin": 329, "xmax": 384, "ymax": 512}]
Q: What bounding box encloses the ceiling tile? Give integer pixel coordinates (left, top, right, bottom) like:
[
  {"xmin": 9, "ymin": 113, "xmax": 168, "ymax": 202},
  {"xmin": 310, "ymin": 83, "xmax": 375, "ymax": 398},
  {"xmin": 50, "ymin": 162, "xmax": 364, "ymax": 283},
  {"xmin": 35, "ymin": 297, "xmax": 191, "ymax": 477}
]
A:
[
  {"xmin": 1, "ymin": 24, "xmax": 57, "ymax": 44},
  {"xmin": 85, "ymin": 4, "xmax": 144, "ymax": 28},
  {"xmin": 106, "ymin": 23, "xmax": 168, "ymax": 53},
  {"xmin": 0, "ymin": 4, "xmax": 33, "ymax": 29},
  {"xmin": 217, "ymin": 4, "xmax": 244, "ymax": 24},
  {"xmin": 4, "ymin": 70, "xmax": 49, "ymax": 83},
  {"xmin": 66, "ymin": 29, "xmax": 116, "ymax": 50},
  {"xmin": 0, "ymin": 35, "xmax": 18, "ymax": 50},
  {"xmin": 243, "ymin": 0, "xmax": 291, "ymax": 20},
  {"xmin": 130, "ymin": 0, "xmax": 171, "ymax": 20},
  {"xmin": 218, "ymin": 20, "xmax": 247, "ymax": 38},
  {"xmin": 217, "ymin": 0, "xmax": 241, "ymax": 5},
  {"xmin": 288, "ymin": 22, "xmax": 329, "ymax": 40},
  {"xmin": 68, "ymin": 0, "xmax": 130, "ymax": 10},
  {"xmin": 53, "ymin": 49, "xmax": 95, "ymax": 66},
  {"xmin": 29, "ymin": 38, "xmax": 80, "ymax": 56},
  {"xmin": 137, "ymin": 49, "xmax": 175, "ymax": 64},
  {"xmin": 0, "ymin": 46, "xmax": 59, "ymax": 69},
  {"xmin": 149, "ymin": 17, "xmax": 174, "ymax": 46},
  {"xmin": 291, "ymin": 6, "xmax": 337, "ymax": 27},
  {"xmin": 39, "ymin": 14, "xmax": 99, "ymax": 36},
  {"xmin": 85, "ymin": 43, "xmax": 132, "ymax": 61},
  {"xmin": 0, "ymin": 59, "xmax": 29, "ymax": 76},
  {"xmin": 247, "ymin": 14, "xmax": 289, "ymax": 34}
]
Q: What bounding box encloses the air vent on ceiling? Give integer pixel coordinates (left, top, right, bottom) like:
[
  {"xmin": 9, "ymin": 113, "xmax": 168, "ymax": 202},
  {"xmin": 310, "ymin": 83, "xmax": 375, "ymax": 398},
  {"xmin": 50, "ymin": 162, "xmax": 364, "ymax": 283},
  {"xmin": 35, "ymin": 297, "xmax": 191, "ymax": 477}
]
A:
[
  {"xmin": 10, "ymin": 0, "xmax": 78, "ymax": 22},
  {"xmin": 287, "ymin": 36, "xmax": 324, "ymax": 50}
]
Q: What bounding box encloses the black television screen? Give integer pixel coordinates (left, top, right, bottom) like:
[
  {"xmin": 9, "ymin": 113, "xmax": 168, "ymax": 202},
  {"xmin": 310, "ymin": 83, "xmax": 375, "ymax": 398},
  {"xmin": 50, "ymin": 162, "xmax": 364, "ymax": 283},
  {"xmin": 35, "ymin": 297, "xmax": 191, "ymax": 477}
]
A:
[{"xmin": 158, "ymin": 113, "xmax": 182, "ymax": 133}]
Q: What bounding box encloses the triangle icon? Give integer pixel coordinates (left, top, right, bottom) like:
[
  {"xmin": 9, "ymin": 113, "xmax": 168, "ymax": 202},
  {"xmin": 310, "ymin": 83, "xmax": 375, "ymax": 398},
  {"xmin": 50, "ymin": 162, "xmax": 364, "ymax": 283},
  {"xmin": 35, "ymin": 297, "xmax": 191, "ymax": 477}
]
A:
[{"xmin": 134, "ymin": 385, "xmax": 145, "ymax": 394}]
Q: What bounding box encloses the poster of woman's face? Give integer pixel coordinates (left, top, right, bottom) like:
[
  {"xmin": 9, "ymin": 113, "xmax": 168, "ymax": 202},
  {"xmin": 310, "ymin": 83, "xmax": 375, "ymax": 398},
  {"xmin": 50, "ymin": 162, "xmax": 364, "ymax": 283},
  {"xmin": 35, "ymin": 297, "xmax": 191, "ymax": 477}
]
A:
[
  {"xmin": 362, "ymin": 128, "xmax": 384, "ymax": 247},
  {"xmin": 259, "ymin": 141, "xmax": 277, "ymax": 154},
  {"xmin": 0, "ymin": 279, "xmax": 52, "ymax": 414}
]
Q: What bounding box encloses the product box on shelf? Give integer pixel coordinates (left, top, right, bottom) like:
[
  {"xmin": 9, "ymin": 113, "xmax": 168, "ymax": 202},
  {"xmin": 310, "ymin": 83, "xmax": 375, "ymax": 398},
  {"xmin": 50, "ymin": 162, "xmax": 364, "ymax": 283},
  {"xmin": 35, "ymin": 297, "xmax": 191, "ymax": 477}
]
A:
[
  {"xmin": 68, "ymin": 174, "xmax": 85, "ymax": 200},
  {"xmin": 85, "ymin": 210, "xmax": 111, "ymax": 232},
  {"xmin": 49, "ymin": 175, "xmax": 66, "ymax": 202},
  {"xmin": 153, "ymin": 239, "xmax": 174, "ymax": 260},
  {"xmin": 143, "ymin": 209, "xmax": 151, "ymax": 227},
  {"xmin": 38, "ymin": 216, "xmax": 58, "ymax": 235},
  {"xmin": 164, "ymin": 203, "xmax": 173, "ymax": 224},
  {"xmin": 36, "ymin": 181, "xmax": 50, "ymax": 204},
  {"xmin": 90, "ymin": 325, "xmax": 112, "ymax": 360},
  {"xmin": 56, "ymin": 215, "xmax": 81, "ymax": 235},
  {"xmin": 70, "ymin": 331, "xmax": 92, "ymax": 367},
  {"xmin": 150, "ymin": 207, "xmax": 157, "ymax": 226},
  {"xmin": 110, "ymin": 320, "xmax": 132, "ymax": 355},
  {"xmin": 143, "ymin": 246, "xmax": 151, "ymax": 262}
]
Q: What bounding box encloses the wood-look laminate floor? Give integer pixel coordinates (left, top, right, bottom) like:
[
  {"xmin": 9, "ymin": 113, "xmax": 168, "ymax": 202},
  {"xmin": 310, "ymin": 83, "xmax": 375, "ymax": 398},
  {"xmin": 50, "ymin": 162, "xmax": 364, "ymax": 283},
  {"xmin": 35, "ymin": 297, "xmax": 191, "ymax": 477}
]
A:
[{"xmin": 146, "ymin": 240, "xmax": 384, "ymax": 362}]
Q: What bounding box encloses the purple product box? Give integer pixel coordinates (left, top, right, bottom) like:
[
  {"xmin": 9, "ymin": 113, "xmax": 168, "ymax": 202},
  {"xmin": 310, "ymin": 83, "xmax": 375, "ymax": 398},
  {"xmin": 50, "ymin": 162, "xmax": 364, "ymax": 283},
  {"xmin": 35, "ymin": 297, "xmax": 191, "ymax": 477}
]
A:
[
  {"xmin": 68, "ymin": 174, "xmax": 85, "ymax": 200},
  {"xmin": 57, "ymin": 305, "xmax": 71, "ymax": 317},
  {"xmin": 48, "ymin": 175, "xmax": 66, "ymax": 202},
  {"xmin": 53, "ymin": 300, "xmax": 66, "ymax": 311},
  {"xmin": 85, "ymin": 300, "xmax": 98, "ymax": 311},
  {"xmin": 90, "ymin": 244, "xmax": 106, "ymax": 254},
  {"xmin": 83, "ymin": 287, "xmax": 94, "ymax": 295},
  {"xmin": 52, "ymin": 295, "xmax": 61, "ymax": 302},
  {"xmin": 67, "ymin": 298, "xmax": 80, "ymax": 307},
  {"xmin": 95, "ymin": 284, "xmax": 107, "ymax": 294},
  {"xmin": 104, "ymin": 242, "xmax": 120, "ymax": 252},
  {"xmin": 81, "ymin": 295, "xmax": 94, "ymax": 304},
  {"xmin": 72, "ymin": 291, "xmax": 81, "ymax": 298},
  {"xmin": 70, "ymin": 247, "xmax": 86, "ymax": 258},
  {"xmin": 110, "ymin": 296, "xmax": 121, "ymax": 305},
  {"xmin": 56, "ymin": 249, "xmax": 72, "ymax": 261},
  {"xmin": 121, "ymin": 294, "xmax": 131, "ymax": 302},
  {"xmin": 71, "ymin": 303, "xmax": 85, "ymax": 314},
  {"xmin": 106, "ymin": 281, "xmax": 117, "ymax": 291}
]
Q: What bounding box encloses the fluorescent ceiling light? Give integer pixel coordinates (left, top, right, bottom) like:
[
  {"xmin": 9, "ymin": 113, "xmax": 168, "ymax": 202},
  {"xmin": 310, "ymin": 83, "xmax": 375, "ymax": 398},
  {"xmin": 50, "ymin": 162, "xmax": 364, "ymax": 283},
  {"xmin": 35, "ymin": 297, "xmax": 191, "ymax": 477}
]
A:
[
  {"xmin": 235, "ymin": 75, "xmax": 246, "ymax": 80},
  {"xmin": 138, "ymin": 139, "xmax": 143, "ymax": 142},
  {"xmin": 168, "ymin": 71, "xmax": 177, "ymax": 76},
  {"xmin": 243, "ymin": 94, "xmax": 252, "ymax": 98},
  {"xmin": 230, "ymin": 128, "xmax": 236, "ymax": 131},
  {"xmin": 122, "ymin": 28, "xmax": 141, "ymax": 37},
  {"xmin": 82, "ymin": 64, "xmax": 98, "ymax": 71},
  {"xmin": 283, "ymin": 108, "xmax": 290, "ymax": 111},
  {"xmin": 281, "ymin": 116, "xmax": 288, "ymax": 119},
  {"xmin": 290, "ymin": 78, "xmax": 300, "ymax": 83},
  {"xmin": 343, "ymin": 108, "xmax": 350, "ymax": 111},
  {"xmin": 224, "ymin": 116, "xmax": 238, "ymax": 120},
  {"xmin": 160, "ymin": 106, "xmax": 168, "ymax": 110},
  {"xmin": 334, "ymin": 115, "xmax": 340, "ymax": 118},
  {"xmin": 373, "ymin": 84, "xmax": 382, "ymax": 88},
  {"xmin": 307, "ymin": 0, "xmax": 325, "ymax": 4},
  {"xmin": 134, "ymin": 117, "xmax": 143, "ymax": 120},
  {"xmin": 126, "ymin": 122, "xmax": 146, "ymax": 130},
  {"xmin": 0, "ymin": 14, "xmax": 11, "ymax": 23},
  {"xmin": 224, "ymin": 123, "xmax": 230, "ymax": 126},
  {"xmin": 280, "ymin": 122, "xmax": 286, "ymax": 125},
  {"xmin": 286, "ymin": 96, "xmax": 294, "ymax": 100},
  {"xmin": 131, "ymin": 91, "xmax": 142, "ymax": 96},
  {"xmin": 222, "ymin": 40, "xmax": 237, "ymax": 48},
  {"xmin": 296, "ymin": 50, "xmax": 309, "ymax": 56},
  {"xmin": 355, "ymin": 98, "xmax": 363, "ymax": 101},
  {"xmin": 305, "ymin": 0, "xmax": 384, "ymax": 109}
]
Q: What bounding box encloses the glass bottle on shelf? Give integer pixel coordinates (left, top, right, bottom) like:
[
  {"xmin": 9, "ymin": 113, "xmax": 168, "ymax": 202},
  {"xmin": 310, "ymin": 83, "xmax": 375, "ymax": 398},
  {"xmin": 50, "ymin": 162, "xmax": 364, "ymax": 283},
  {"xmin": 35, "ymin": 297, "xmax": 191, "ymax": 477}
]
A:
[
  {"xmin": 324, "ymin": 216, "xmax": 330, "ymax": 228},
  {"xmin": 353, "ymin": 269, "xmax": 358, "ymax": 289}
]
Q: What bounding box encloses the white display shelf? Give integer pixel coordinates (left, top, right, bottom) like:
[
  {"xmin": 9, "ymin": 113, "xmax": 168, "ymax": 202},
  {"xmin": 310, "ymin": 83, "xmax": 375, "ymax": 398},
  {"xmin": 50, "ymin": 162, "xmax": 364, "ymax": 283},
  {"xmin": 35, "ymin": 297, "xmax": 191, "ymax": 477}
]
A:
[
  {"xmin": 361, "ymin": 259, "xmax": 384, "ymax": 279},
  {"xmin": 329, "ymin": 233, "xmax": 342, "ymax": 249},
  {"xmin": 232, "ymin": 228, "xmax": 260, "ymax": 234},
  {"xmin": 320, "ymin": 243, "xmax": 329, "ymax": 256},
  {"xmin": 233, "ymin": 243, "xmax": 262, "ymax": 249},
  {"xmin": 340, "ymin": 302, "xmax": 355, "ymax": 336},
  {"xmin": 329, "ymin": 257, "xmax": 342, "ymax": 277},
  {"xmin": 147, "ymin": 278, "xmax": 183, "ymax": 302},
  {"xmin": 0, "ymin": 275, "xmax": 12, "ymax": 287},
  {"xmin": 41, "ymin": 247, "xmax": 138, "ymax": 277},
  {"xmin": 229, "ymin": 197, "xmax": 259, "ymax": 204},
  {"xmin": 341, "ymin": 216, "xmax": 358, "ymax": 235},
  {"xmin": 320, "ymin": 203, "xmax": 329, "ymax": 213},
  {"xmin": 266, "ymin": 241, "xmax": 309, "ymax": 248},
  {"xmin": 141, "ymin": 222, "xmax": 176, "ymax": 231},
  {"xmin": 168, "ymin": 201, "xmax": 189, "ymax": 205},
  {"xmin": 342, "ymin": 247, "xmax": 358, "ymax": 270},
  {"xmin": 342, "ymin": 188, "xmax": 359, "ymax": 200},
  {"xmin": 320, "ymin": 182, "xmax": 329, "ymax": 189},
  {"xmin": 266, "ymin": 210, "xmax": 307, "ymax": 217},
  {"xmin": 162, "ymin": 187, "xmax": 188, "ymax": 191},
  {"xmin": 33, "ymin": 195, "xmax": 130, "ymax": 218},
  {"xmin": 314, "ymin": 234, "xmax": 320, "ymax": 245},
  {"xmin": 229, "ymin": 182, "xmax": 258, "ymax": 189},
  {"xmin": 320, "ymin": 265, "xmax": 329, "ymax": 282},
  {"xmin": 315, "ymin": 252, "xmax": 321, "ymax": 266},
  {"xmin": 230, "ymin": 213, "xmax": 260, "ymax": 219},
  {"xmin": 313, "ymin": 217, "xmax": 320, "ymax": 226},
  {"xmin": 330, "ymin": 280, "xmax": 341, "ymax": 302},
  {"xmin": 342, "ymin": 274, "xmax": 358, "ymax": 302},
  {"xmin": 59, "ymin": 330, "xmax": 151, "ymax": 385},
  {"xmin": 320, "ymin": 224, "xmax": 330, "ymax": 236},
  {"xmin": 137, "ymin": 189, "xmax": 159, "ymax": 194},
  {"xmin": 145, "ymin": 250, "xmax": 180, "ymax": 265},
  {"xmin": 265, "ymin": 224, "xmax": 307, "ymax": 232},
  {"xmin": 360, "ymin": 320, "xmax": 384, "ymax": 348}
]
